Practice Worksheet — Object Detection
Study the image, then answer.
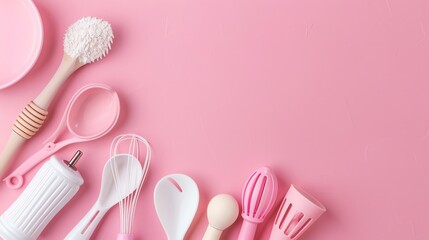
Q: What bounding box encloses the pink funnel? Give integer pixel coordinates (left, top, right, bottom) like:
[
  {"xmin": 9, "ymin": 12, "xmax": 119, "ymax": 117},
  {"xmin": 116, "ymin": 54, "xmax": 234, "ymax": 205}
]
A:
[
  {"xmin": 238, "ymin": 167, "xmax": 278, "ymax": 240},
  {"xmin": 269, "ymin": 185, "xmax": 326, "ymax": 240}
]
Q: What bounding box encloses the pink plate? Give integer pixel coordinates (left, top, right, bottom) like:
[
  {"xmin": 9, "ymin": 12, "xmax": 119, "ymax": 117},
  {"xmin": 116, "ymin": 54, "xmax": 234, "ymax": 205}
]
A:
[{"xmin": 0, "ymin": 0, "xmax": 43, "ymax": 89}]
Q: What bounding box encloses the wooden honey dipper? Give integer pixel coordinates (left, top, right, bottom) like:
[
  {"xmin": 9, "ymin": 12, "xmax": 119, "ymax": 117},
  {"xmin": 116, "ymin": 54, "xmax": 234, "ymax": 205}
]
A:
[{"xmin": 0, "ymin": 17, "xmax": 113, "ymax": 178}]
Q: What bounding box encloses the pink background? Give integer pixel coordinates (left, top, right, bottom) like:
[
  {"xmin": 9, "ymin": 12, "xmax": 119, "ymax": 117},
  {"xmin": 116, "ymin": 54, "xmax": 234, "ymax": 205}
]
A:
[{"xmin": 1, "ymin": 0, "xmax": 429, "ymax": 239}]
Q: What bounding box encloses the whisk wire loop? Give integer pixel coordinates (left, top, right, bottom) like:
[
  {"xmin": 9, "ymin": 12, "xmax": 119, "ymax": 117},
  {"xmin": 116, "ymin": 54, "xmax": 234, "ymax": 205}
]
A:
[{"xmin": 109, "ymin": 134, "xmax": 151, "ymax": 236}]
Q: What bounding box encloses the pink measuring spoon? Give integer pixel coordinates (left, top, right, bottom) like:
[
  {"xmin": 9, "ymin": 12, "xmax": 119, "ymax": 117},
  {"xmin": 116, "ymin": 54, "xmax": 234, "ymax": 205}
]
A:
[{"xmin": 3, "ymin": 83, "xmax": 120, "ymax": 189}]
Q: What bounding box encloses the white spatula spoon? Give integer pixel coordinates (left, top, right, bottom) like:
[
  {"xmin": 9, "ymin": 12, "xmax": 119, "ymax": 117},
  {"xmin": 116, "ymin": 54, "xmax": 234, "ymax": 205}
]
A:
[
  {"xmin": 65, "ymin": 154, "xmax": 143, "ymax": 240},
  {"xmin": 154, "ymin": 174, "xmax": 199, "ymax": 240}
]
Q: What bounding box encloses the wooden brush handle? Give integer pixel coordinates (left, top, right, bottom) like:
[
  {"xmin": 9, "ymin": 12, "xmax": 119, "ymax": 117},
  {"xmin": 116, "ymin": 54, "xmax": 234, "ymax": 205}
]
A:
[{"xmin": 34, "ymin": 55, "xmax": 83, "ymax": 109}]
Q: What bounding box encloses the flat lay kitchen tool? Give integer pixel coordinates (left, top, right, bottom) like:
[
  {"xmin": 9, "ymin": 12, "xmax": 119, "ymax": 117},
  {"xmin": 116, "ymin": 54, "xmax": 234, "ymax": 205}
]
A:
[
  {"xmin": 269, "ymin": 185, "xmax": 326, "ymax": 240},
  {"xmin": 65, "ymin": 153, "xmax": 143, "ymax": 240},
  {"xmin": 202, "ymin": 194, "xmax": 239, "ymax": 240},
  {"xmin": 238, "ymin": 167, "xmax": 278, "ymax": 240},
  {"xmin": 154, "ymin": 174, "xmax": 199, "ymax": 240},
  {"xmin": 0, "ymin": 0, "xmax": 43, "ymax": 89},
  {"xmin": 0, "ymin": 151, "xmax": 84, "ymax": 240},
  {"xmin": 110, "ymin": 134, "xmax": 151, "ymax": 240},
  {"xmin": 0, "ymin": 16, "xmax": 114, "ymax": 179},
  {"xmin": 3, "ymin": 83, "xmax": 120, "ymax": 189}
]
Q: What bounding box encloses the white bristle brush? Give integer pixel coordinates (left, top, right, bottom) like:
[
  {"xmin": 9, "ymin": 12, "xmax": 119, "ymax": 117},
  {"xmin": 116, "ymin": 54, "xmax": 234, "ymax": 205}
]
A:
[{"xmin": 0, "ymin": 16, "xmax": 113, "ymax": 178}]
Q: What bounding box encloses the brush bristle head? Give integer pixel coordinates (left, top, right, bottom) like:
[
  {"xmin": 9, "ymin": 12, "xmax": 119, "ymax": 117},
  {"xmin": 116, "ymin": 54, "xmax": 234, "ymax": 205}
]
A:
[{"xmin": 64, "ymin": 16, "xmax": 114, "ymax": 64}]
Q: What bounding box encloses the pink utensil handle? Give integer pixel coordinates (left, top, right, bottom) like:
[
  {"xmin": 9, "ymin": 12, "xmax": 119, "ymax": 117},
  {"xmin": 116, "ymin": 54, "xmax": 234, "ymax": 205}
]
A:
[
  {"xmin": 0, "ymin": 133, "xmax": 26, "ymax": 178},
  {"xmin": 237, "ymin": 220, "xmax": 258, "ymax": 240},
  {"xmin": 117, "ymin": 234, "xmax": 133, "ymax": 240},
  {"xmin": 3, "ymin": 139, "xmax": 74, "ymax": 189}
]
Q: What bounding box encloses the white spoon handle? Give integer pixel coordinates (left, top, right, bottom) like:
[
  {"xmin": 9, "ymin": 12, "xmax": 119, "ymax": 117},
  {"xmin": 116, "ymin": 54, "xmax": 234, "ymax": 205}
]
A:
[
  {"xmin": 202, "ymin": 226, "xmax": 222, "ymax": 240},
  {"xmin": 65, "ymin": 203, "xmax": 108, "ymax": 240}
]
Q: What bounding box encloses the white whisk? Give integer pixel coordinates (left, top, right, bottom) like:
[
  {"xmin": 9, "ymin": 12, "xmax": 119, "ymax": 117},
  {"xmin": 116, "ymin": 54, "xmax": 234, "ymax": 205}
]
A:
[{"xmin": 110, "ymin": 134, "xmax": 151, "ymax": 240}]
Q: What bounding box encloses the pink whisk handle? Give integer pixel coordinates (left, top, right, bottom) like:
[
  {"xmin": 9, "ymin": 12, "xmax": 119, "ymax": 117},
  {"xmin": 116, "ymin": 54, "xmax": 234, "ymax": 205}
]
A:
[
  {"xmin": 238, "ymin": 220, "xmax": 258, "ymax": 240},
  {"xmin": 117, "ymin": 233, "xmax": 133, "ymax": 240}
]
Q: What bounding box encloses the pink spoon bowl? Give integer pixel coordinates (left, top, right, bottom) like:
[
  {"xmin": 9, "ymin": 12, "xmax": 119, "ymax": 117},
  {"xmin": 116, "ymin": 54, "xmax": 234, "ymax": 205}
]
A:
[{"xmin": 67, "ymin": 86, "xmax": 120, "ymax": 138}]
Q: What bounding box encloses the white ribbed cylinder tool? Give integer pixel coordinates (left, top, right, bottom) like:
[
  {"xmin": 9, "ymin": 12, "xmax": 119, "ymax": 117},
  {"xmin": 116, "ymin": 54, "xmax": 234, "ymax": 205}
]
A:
[{"xmin": 0, "ymin": 151, "xmax": 84, "ymax": 240}]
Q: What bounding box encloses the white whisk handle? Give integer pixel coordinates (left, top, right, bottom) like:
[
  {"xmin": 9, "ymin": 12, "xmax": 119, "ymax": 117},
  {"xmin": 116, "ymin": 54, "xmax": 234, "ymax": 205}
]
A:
[{"xmin": 65, "ymin": 203, "xmax": 108, "ymax": 240}]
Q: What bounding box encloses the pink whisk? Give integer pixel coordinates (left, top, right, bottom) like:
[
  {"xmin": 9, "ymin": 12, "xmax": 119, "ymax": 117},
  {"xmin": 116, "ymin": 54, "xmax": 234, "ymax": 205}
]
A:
[{"xmin": 238, "ymin": 166, "xmax": 278, "ymax": 240}]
